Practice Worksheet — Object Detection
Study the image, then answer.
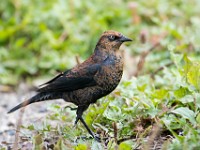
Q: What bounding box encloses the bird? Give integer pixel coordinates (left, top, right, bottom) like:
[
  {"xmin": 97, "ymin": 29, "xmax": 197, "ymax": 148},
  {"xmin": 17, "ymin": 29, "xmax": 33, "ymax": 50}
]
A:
[{"xmin": 8, "ymin": 30, "xmax": 132, "ymax": 141}]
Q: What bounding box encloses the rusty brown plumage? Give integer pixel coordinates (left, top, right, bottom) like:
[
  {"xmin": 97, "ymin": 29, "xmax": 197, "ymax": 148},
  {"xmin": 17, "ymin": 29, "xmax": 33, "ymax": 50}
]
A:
[{"xmin": 8, "ymin": 30, "xmax": 132, "ymax": 141}]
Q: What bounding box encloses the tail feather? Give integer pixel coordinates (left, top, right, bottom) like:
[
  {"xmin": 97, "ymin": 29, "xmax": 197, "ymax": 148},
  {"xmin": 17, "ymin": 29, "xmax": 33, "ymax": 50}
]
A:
[{"xmin": 7, "ymin": 92, "xmax": 62, "ymax": 114}]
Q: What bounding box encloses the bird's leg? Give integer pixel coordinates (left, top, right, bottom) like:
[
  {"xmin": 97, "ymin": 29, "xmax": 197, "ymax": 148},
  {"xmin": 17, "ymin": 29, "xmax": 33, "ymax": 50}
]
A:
[
  {"xmin": 75, "ymin": 106, "xmax": 101, "ymax": 142},
  {"xmin": 74, "ymin": 106, "xmax": 87, "ymax": 126},
  {"xmin": 74, "ymin": 116, "xmax": 79, "ymax": 126}
]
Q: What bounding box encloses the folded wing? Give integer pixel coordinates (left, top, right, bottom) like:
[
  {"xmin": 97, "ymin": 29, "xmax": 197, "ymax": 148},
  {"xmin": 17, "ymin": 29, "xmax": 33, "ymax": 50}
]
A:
[{"xmin": 37, "ymin": 64, "xmax": 101, "ymax": 92}]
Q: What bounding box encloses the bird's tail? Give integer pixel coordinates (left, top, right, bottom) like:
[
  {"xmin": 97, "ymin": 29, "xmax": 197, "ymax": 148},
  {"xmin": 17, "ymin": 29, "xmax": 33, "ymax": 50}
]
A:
[{"xmin": 7, "ymin": 92, "xmax": 62, "ymax": 113}]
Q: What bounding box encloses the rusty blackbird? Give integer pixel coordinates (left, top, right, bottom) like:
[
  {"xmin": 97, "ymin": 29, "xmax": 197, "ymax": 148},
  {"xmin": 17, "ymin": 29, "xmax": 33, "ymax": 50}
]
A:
[{"xmin": 8, "ymin": 30, "xmax": 132, "ymax": 141}]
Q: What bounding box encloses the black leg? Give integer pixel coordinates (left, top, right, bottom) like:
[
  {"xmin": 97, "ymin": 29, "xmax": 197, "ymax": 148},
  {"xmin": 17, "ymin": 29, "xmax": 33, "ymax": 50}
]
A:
[
  {"xmin": 74, "ymin": 106, "xmax": 88, "ymax": 126},
  {"xmin": 75, "ymin": 106, "xmax": 101, "ymax": 142}
]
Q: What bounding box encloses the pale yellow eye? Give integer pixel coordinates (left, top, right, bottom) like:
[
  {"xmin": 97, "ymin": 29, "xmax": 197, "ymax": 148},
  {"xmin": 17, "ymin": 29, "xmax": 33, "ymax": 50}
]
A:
[{"xmin": 108, "ymin": 35, "xmax": 116, "ymax": 41}]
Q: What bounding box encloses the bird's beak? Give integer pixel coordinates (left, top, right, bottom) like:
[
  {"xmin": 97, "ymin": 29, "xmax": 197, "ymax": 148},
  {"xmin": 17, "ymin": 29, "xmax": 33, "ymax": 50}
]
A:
[{"xmin": 119, "ymin": 35, "xmax": 132, "ymax": 42}]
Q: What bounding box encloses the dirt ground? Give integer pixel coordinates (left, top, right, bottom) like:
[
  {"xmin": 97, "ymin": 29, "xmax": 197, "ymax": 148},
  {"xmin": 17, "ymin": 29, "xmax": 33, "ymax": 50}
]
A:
[{"xmin": 0, "ymin": 83, "xmax": 66, "ymax": 149}]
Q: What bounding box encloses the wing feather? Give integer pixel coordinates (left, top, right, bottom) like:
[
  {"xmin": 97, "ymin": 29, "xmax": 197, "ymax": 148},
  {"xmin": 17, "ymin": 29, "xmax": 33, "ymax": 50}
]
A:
[{"xmin": 37, "ymin": 64, "xmax": 101, "ymax": 92}]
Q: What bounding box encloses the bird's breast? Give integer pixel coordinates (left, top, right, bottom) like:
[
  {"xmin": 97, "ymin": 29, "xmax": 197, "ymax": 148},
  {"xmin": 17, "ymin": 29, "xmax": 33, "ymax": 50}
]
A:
[{"xmin": 96, "ymin": 55, "xmax": 123, "ymax": 91}]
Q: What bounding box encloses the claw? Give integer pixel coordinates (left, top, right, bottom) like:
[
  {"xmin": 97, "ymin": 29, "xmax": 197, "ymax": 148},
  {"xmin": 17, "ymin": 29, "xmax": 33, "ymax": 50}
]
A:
[
  {"xmin": 75, "ymin": 133, "xmax": 101, "ymax": 142},
  {"xmin": 93, "ymin": 134, "xmax": 101, "ymax": 142},
  {"xmin": 64, "ymin": 106, "xmax": 77, "ymax": 111},
  {"xmin": 74, "ymin": 117, "xmax": 79, "ymax": 127}
]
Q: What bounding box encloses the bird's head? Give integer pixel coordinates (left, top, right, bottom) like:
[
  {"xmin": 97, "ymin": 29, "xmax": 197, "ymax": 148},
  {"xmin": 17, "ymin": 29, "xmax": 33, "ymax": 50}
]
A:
[{"xmin": 96, "ymin": 30, "xmax": 132, "ymax": 50}]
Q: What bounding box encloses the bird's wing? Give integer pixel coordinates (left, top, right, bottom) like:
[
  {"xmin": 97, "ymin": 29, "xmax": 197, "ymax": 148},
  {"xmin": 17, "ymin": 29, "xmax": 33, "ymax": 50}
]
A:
[
  {"xmin": 37, "ymin": 64, "xmax": 101, "ymax": 92},
  {"xmin": 38, "ymin": 70, "xmax": 70, "ymax": 87}
]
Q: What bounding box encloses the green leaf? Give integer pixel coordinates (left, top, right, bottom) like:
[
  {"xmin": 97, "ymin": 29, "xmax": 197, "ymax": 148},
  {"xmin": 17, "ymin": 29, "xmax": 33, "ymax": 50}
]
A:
[
  {"xmin": 194, "ymin": 93, "xmax": 200, "ymax": 109},
  {"xmin": 171, "ymin": 107, "xmax": 196, "ymax": 125},
  {"xmin": 170, "ymin": 51, "xmax": 183, "ymax": 67},
  {"xmin": 196, "ymin": 113, "xmax": 200, "ymax": 124},
  {"xmin": 179, "ymin": 95, "xmax": 194, "ymax": 104},
  {"xmin": 27, "ymin": 125, "xmax": 35, "ymax": 131},
  {"xmin": 187, "ymin": 62, "xmax": 200, "ymax": 90},
  {"xmin": 75, "ymin": 144, "xmax": 87, "ymax": 150},
  {"xmin": 137, "ymin": 84, "xmax": 147, "ymax": 92},
  {"xmin": 174, "ymin": 86, "xmax": 191, "ymax": 98},
  {"xmin": 152, "ymin": 89, "xmax": 168, "ymax": 99},
  {"xmin": 119, "ymin": 141, "xmax": 132, "ymax": 150},
  {"xmin": 54, "ymin": 138, "xmax": 68, "ymax": 150},
  {"xmin": 91, "ymin": 141, "xmax": 103, "ymax": 150},
  {"xmin": 103, "ymin": 105, "xmax": 125, "ymax": 121},
  {"xmin": 33, "ymin": 134, "xmax": 43, "ymax": 149},
  {"xmin": 183, "ymin": 54, "xmax": 193, "ymax": 76}
]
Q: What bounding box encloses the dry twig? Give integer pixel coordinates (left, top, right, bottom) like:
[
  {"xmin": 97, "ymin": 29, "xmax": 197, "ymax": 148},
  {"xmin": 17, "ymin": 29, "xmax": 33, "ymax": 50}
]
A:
[
  {"xmin": 151, "ymin": 62, "xmax": 174, "ymax": 78},
  {"xmin": 134, "ymin": 42, "xmax": 160, "ymax": 77}
]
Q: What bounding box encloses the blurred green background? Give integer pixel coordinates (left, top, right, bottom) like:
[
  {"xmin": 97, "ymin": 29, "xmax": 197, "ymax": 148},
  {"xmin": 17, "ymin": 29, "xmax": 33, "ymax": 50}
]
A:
[
  {"xmin": 0, "ymin": 0, "xmax": 132, "ymax": 85},
  {"xmin": 1, "ymin": 0, "xmax": 200, "ymax": 85}
]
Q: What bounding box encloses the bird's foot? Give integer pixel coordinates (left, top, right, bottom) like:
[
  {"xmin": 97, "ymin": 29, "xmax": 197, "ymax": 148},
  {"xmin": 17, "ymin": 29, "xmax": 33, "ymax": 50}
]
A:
[
  {"xmin": 64, "ymin": 106, "xmax": 77, "ymax": 111},
  {"xmin": 74, "ymin": 116, "xmax": 80, "ymax": 127},
  {"xmin": 75, "ymin": 133, "xmax": 101, "ymax": 142},
  {"xmin": 93, "ymin": 133, "xmax": 111, "ymax": 145},
  {"xmin": 93, "ymin": 134, "xmax": 101, "ymax": 142}
]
